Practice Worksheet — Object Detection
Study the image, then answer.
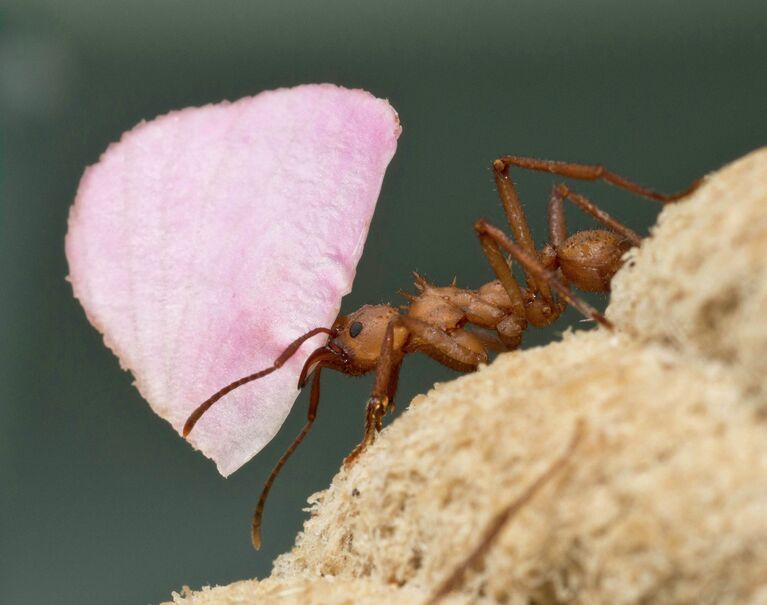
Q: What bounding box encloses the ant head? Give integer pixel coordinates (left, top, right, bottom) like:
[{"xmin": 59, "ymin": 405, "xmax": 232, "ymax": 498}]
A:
[
  {"xmin": 330, "ymin": 304, "xmax": 400, "ymax": 373},
  {"xmin": 186, "ymin": 305, "xmax": 400, "ymax": 437}
]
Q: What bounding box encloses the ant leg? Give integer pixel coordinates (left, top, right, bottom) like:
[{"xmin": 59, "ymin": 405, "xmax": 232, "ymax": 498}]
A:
[
  {"xmin": 385, "ymin": 356, "xmax": 403, "ymax": 414},
  {"xmin": 343, "ymin": 393, "xmax": 391, "ymax": 467},
  {"xmin": 492, "ymin": 160, "xmax": 550, "ymax": 299},
  {"xmin": 344, "ymin": 317, "xmax": 404, "ymax": 467},
  {"xmin": 474, "ymin": 229, "xmax": 530, "ymax": 344},
  {"xmin": 400, "ymin": 316, "xmax": 487, "ymax": 372},
  {"xmin": 547, "ymin": 184, "xmax": 568, "ymax": 250},
  {"xmin": 522, "ymin": 185, "xmax": 619, "ymax": 325},
  {"xmin": 495, "ymin": 156, "xmax": 702, "ymax": 203},
  {"xmin": 492, "ymin": 158, "xmax": 537, "ymax": 254},
  {"xmin": 251, "ymin": 367, "xmax": 324, "ymax": 550},
  {"xmin": 476, "ymin": 227, "xmax": 528, "ymax": 319},
  {"xmin": 344, "ymin": 316, "xmax": 487, "ymax": 466},
  {"xmin": 427, "ymin": 419, "xmax": 586, "ymax": 605},
  {"xmin": 475, "ymin": 220, "xmax": 613, "ymax": 329},
  {"xmin": 554, "ymin": 184, "xmax": 642, "ymax": 246},
  {"xmin": 487, "ymin": 157, "xmax": 700, "ymax": 323},
  {"xmin": 476, "ymin": 220, "xmax": 560, "ymax": 329}
]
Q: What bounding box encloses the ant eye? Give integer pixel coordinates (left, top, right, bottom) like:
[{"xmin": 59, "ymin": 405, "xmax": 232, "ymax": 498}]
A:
[{"xmin": 349, "ymin": 321, "xmax": 363, "ymax": 338}]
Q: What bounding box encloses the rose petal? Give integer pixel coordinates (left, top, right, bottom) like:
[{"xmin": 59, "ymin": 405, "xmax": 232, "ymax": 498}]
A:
[{"xmin": 66, "ymin": 84, "xmax": 400, "ymax": 476}]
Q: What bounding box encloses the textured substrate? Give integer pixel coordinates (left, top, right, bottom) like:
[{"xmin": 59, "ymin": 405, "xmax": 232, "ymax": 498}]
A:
[{"xmin": 166, "ymin": 148, "xmax": 767, "ymax": 605}]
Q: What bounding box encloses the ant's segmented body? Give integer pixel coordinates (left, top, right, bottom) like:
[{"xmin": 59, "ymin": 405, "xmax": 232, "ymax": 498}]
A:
[{"xmin": 183, "ymin": 156, "xmax": 700, "ymax": 548}]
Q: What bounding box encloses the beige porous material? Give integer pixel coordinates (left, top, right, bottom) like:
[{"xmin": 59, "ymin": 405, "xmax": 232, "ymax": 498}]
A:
[
  {"xmin": 607, "ymin": 147, "xmax": 767, "ymax": 402},
  {"xmin": 274, "ymin": 331, "xmax": 767, "ymax": 604},
  {"xmin": 164, "ymin": 576, "xmax": 450, "ymax": 605},
  {"xmin": 164, "ymin": 149, "xmax": 767, "ymax": 605}
]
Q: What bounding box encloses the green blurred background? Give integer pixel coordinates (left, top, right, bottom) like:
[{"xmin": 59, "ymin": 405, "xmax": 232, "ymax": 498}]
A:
[{"xmin": 1, "ymin": 2, "xmax": 765, "ymax": 603}]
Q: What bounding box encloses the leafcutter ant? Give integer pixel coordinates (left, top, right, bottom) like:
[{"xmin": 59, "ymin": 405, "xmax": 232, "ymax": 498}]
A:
[{"xmin": 183, "ymin": 156, "xmax": 701, "ymax": 548}]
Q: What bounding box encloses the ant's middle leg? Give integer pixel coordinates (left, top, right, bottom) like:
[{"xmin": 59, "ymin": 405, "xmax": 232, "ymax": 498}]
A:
[
  {"xmin": 476, "ymin": 221, "xmax": 560, "ymax": 329},
  {"xmin": 551, "ymin": 183, "xmax": 642, "ymax": 246}
]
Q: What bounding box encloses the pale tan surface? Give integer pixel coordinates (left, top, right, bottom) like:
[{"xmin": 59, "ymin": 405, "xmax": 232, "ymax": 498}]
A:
[
  {"xmin": 608, "ymin": 148, "xmax": 767, "ymax": 402},
  {"xmin": 165, "ymin": 577, "xmax": 452, "ymax": 605},
  {"xmin": 164, "ymin": 149, "xmax": 767, "ymax": 605}
]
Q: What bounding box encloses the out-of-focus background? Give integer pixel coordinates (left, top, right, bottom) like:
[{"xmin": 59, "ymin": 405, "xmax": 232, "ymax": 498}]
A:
[{"xmin": 1, "ymin": 2, "xmax": 765, "ymax": 604}]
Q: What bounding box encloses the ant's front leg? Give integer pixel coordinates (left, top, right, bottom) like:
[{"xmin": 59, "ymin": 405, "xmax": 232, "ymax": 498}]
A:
[
  {"xmin": 344, "ymin": 317, "xmax": 404, "ymax": 467},
  {"xmin": 344, "ymin": 316, "xmax": 487, "ymax": 467}
]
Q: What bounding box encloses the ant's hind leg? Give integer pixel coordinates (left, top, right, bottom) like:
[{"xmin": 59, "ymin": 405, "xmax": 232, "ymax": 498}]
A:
[
  {"xmin": 495, "ymin": 156, "xmax": 702, "ymax": 203},
  {"xmin": 475, "ymin": 220, "xmax": 613, "ymax": 329}
]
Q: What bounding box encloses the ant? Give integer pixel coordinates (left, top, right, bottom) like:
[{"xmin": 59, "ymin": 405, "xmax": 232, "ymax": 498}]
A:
[{"xmin": 183, "ymin": 156, "xmax": 701, "ymax": 549}]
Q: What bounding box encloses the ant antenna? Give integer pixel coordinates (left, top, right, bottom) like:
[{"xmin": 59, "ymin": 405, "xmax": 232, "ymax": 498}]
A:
[{"xmin": 183, "ymin": 326, "xmax": 335, "ymax": 437}]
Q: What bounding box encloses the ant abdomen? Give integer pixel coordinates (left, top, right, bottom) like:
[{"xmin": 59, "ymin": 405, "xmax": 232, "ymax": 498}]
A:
[{"xmin": 558, "ymin": 229, "xmax": 633, "ymax": 292}]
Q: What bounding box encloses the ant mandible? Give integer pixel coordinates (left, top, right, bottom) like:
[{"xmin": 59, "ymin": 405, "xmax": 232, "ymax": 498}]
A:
[{"xmin": 183, "ymin": 156, "xmax": 701, "ymax": 549}]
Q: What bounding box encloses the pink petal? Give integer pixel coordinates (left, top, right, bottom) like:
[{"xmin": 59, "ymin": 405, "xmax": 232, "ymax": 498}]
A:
[{"xmin": 66, "ymin": 84, "xmax": 400, "ymax": 476}]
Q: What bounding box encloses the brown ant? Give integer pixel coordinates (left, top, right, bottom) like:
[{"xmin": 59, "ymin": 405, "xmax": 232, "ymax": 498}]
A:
[{"xmin": 183, "ymin": 156, "xmax": 701, "ymax": 549}]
